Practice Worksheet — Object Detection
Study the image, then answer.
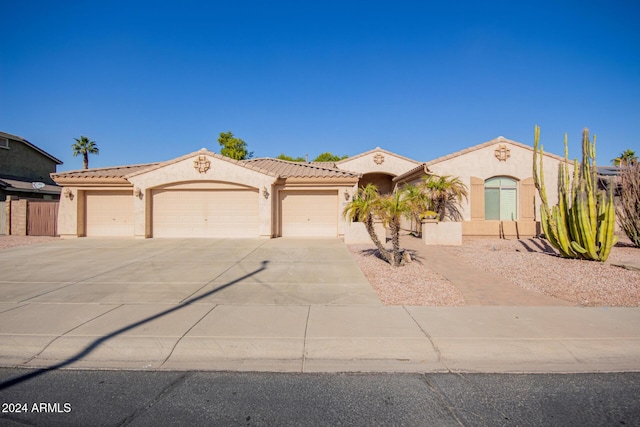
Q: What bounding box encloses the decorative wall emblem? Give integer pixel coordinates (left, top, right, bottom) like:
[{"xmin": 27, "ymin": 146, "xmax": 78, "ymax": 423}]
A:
[
  {"xmin": 373, "ymin": 152, "xmax": 385, "ymax": 165},
  {"xmin": 494, "ymin": 144, "xmax": 511, "ymax": 162},
  {"xmin": 193, "ymin": 155, "xmax": 211, "ymax": 173}
]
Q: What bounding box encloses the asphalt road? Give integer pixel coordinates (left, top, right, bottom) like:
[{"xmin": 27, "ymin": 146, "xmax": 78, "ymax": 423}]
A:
[{"xmin": 0, "ymin": 369, "xmax": 638, "ymax": 426}]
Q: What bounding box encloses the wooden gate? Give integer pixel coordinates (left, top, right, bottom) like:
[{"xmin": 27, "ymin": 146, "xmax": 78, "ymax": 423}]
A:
[{"xmin": 27, "ymin": 200, "xmax": 59, "ymax": 236}]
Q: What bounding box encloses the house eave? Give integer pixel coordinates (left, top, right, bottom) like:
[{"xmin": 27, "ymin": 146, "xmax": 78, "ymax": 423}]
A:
[
  {"xmin": 52, "ymin": 177, "xmax": 132, "ymax": 186},
  {"xmin": 392, "ymin": 164, "xmax": 433, "ymax": 184}
]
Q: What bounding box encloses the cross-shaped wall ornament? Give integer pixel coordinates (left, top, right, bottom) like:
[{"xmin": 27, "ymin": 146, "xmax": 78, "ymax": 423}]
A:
[
  {"xmin": 494, "ymin": 144, "xmax": 511, "ymax": 162},
  {"xmin": 193, "ymin": 155, "xmax": 211, "ymax": 173}
]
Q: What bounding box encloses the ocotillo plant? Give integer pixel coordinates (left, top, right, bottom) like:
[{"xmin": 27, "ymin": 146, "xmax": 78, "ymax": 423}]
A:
[{"xmin": 532, "ymin": 126, "xmax": 617, "ymax": 261}]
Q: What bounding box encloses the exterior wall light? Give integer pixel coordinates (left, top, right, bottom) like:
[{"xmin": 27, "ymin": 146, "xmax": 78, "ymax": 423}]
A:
[
  {"xmin": 262, "ymin": 186, "xmax": 270, "ymax": 199},
  {"xmin": 344, "ymin": 189, "xmax": 350, "ymax": 201},
  {"xmin": 63, "ymin": 188, "xmax": 74, "ymax": 200},
  {"xmin": 134, "ymin": 187, "xmax": 143, "ymax": 199}
]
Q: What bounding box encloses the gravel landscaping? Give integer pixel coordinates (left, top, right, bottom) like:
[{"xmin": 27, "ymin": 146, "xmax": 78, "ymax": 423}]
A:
[
  {"xmin": 348, "ymin": 244, "xmax": 467, "ymax": 306},
  {"xmin": 349, "ymin": 234, "xmax": 640, "ymax": 307},
  {"xmin": 0, "ymin": 235, "xmax": 59, "ymax": 250}
]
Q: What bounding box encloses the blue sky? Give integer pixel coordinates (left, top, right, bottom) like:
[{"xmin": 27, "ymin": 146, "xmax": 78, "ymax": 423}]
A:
[{"xmin": 2, "ymin": 1, "xmax": 638, "ymax": 171}]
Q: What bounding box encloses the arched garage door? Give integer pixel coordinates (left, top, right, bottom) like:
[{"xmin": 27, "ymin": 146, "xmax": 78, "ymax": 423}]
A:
[
  {"xmin": 279, "ymin": 190, "xmax": 338, "ymax": 237},
  {"xmin": 152, "ymin": 189, "xmax": 259, "ymax": 238}
]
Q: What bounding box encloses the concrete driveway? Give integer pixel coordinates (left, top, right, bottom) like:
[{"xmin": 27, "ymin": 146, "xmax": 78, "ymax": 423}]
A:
[
  {"xmin": 1, "ymin": 238, "xmax": 639, "ymax": 374},
  {"xmin": 0, "ymin": 238, "xmax": 381, "ymax": 306}
]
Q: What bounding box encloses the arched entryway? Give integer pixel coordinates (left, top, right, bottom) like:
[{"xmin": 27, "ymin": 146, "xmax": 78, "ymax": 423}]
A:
[{"xmin": 359, "ymin": 172, "xmax": 395, "ymax": 194}]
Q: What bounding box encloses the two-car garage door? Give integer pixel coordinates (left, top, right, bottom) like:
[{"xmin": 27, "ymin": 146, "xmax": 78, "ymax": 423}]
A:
[{"xmin": 152, "ymin": 189, "xmax": 259, "ymax": 238}]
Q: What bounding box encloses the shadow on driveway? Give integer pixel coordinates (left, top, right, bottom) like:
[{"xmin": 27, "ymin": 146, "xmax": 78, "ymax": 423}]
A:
[{"xmin": 0, "ymin": 261, "xmax": 269, "ymax": 390}]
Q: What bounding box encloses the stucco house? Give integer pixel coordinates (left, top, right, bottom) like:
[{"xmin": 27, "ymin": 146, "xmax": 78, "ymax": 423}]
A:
[
  {"xmin": 0, "ymin": 131, "xmax": 62, "ymax": 200},
  {"xmin": 393, "ymin": 136, "xmax": 572, "ymax": 237},
  {"xmin": 51, "ymin": 136, "xmax": 571, "ymax": 239}
]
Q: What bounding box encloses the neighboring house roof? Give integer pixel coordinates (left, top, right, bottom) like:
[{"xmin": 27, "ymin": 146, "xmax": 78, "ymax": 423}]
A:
[
  {"xmin": 597, "ymin": 166, "xmax": 620, "ymax": 177},
  {"xmin": 0, "ymin": 131, "xmax": 63, "ymax": 165},
  {"xmin": 335, "ymin": 147, "xmax": 421, "ymax": 166},
  {"xmin": 425, "ymin": 136, "xmax": 567, "ymax": 166},
  {"xmin": 0, "ymin": 178, "xmax": 61, "ymax": 195},
  {"xmin": 243, "ymin": 158, "xmax": 361, "ymax": 178}
]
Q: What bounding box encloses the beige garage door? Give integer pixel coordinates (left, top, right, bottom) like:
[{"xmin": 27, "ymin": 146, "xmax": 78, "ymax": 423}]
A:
[
  {"xmin": 280, "ymin": 190, "xmax": 338, "ymax": 237},
  {"xmin": 152, "ymin": 189, "xmax": 259, "ymax": 238},
  {"xmin": 85, "ymin": 191, "xmax": 134, "ymax": 236}
]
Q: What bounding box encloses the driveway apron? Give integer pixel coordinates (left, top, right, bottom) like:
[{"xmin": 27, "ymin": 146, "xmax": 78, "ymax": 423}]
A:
[{"xmin": 0, "ymin": 238, "xmax": 380, "ymax": 306}]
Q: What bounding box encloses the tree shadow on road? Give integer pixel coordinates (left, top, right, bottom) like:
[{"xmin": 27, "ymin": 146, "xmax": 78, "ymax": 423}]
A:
[{"xmin": 0, "ymin": 260, "xmax": 269, "ymax": 390}]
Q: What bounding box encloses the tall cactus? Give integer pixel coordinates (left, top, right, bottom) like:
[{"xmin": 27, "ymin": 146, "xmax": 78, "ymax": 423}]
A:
[{"xmin": 533, "ymin": 125, "xmax": 617, "ymax": 261}]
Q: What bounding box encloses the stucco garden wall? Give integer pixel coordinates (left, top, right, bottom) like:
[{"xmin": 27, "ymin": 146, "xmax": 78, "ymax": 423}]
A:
[
  {"xmin": 343, "ymin": 219, "xmax": 386, "ymax": 244},
  {"xmin": 422, "ymin": 220, "xmax": 462, "ymax": 246}
]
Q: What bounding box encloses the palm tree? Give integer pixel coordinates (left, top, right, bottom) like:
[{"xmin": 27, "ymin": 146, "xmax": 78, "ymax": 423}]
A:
[
  {"xmin": 420, "ymin": 175, "xmax": 468, "ymax": 221},
  {"xmin": 400, "ymin": 183, "xmax": 431, "ymax": 237},
  {"xmin": 343, "ymin": 184, "xmax": 394, "ymax": 265},
  {"xmin": 72, "ymin": 135, "xmax": 99, "ymax": 169},
  {"xmin": 612, "ymin": 149, "xmax": 637, "ymax": 166},
  {"xmin": 377, "ymin": 190, "xmax": 414, "ymax": 266}
]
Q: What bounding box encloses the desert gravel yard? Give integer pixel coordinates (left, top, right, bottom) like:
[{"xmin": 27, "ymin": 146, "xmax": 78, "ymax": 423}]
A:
[
  {"xmin": 445, "ymin": 236, "xmax": 640, "ymax": 307},
  {"xmin": 349, "ymin": 234, "xmax": 640, "ymax": 307},
  {"xmin": 348, "ymin": 244, "xmax": 467, "ymax": 306}
]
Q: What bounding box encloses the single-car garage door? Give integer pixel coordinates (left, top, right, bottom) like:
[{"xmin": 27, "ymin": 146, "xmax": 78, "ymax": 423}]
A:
[
  {"xmin": 280, "ymin": 190, "xmax": 338, "ymax": 237},
  {"xmin": 85, "ymin": 191, "xmax": 134, "ymax": 236},
  {"xmin": 152, "ymin": 189, "xmax": 259, "ymax": 238}
]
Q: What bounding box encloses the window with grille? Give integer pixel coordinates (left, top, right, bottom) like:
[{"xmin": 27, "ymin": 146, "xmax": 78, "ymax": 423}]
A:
[
  {"xmin": 484, "ymin": 177, "xmax": 517, "ymax": 220},
  {"xmin": 0, "ymin": 138, "xmax": 8, "ymax": 149}
]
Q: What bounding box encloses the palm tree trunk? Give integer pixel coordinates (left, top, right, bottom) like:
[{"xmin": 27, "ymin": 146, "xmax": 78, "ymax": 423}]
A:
[
  {"xmin": 83, "ymin": 153, "xmax": 89, "ymax": 169},
  {"xmin": 390, "ymin": 218, "xmax": 402, "ymax": 267},
  {"xmin": 413, "ymin": 213, "xmax": 422, "ymax": 237},
  {"xmin": 437, "ymin": 195, "xmax": 447, "ymax": 221},
  {"xmin": 365, "ymin": 216, "xmax": 393, "ymax": 265}
]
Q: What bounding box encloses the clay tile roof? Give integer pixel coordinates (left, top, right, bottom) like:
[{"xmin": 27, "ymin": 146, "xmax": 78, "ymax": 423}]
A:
[
  {"xmin": 51, "ymin": 152, "xmax": 360, "ymax": 183},
  {"xmin": 309, "ymin": 161, "xmax": 338, "ymax": 168},
  {"xmin": 52, "ymin": 163, "xmax": 159, "ymax": 180},
  {"xmin": 242, "ymin": 158, "xmax": 360, "ymax": 178}
]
